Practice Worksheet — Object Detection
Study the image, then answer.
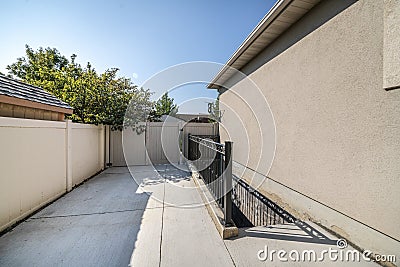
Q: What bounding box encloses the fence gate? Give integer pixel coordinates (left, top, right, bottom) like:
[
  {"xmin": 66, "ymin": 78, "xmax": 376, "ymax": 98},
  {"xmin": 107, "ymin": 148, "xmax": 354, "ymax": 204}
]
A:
[
  {"xmin": 145, "ymin": 122, "xmax": 180, "ymax": 164},
  {"xmin": 110, "ymin": 122, "xmax": 218, "ymax": 166},
  {"xmin": 110, "ymin": 127, "xmax": 147, "ymax": 166}
]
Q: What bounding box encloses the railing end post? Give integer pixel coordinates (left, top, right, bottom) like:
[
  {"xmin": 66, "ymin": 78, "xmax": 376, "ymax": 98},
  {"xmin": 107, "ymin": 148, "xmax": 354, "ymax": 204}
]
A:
[{"xmin": 224, "ymin": 140, "xmax": 233, "ymax": 226}]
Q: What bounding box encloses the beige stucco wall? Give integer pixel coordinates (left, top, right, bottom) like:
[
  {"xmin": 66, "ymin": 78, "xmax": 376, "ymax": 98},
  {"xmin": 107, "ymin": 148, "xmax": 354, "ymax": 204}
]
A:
[
  {"xmin": 0, "ymin": 117, "xmax": 105, "ymax": 232},
  {"xmin": 383, "ymin": 0, "xmax": 400, "ymax": 89},
  {"xmin": 219, "ymin": 0, "xmax": 399, "ymax": 256}
]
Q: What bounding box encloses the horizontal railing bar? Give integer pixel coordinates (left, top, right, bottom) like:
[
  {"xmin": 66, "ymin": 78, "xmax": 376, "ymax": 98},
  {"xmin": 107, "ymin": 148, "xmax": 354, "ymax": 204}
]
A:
[
  {"xmin": 189, "ymin": 139, "xmax": 225, "ymax": 155},
  {"xmin": 188, "ymin": 135, "xmax": 225, "ymax": 148},
  {"xmin": 197, "ymin": 144, "xmax": 224, "ymax": 155}
]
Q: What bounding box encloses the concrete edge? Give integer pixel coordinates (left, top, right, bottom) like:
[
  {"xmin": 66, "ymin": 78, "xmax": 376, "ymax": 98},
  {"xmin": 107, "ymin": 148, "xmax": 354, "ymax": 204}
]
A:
[
  {"xmin": 0, "ymin": 168, "xmax": 106, "ymax": 236},
  {"xmin": 0, "ymin": 191, "xmax": 65, "ymax": 234},
  {"xmin": 186, "ymin": 161, "xmax": 238, "ymax": 239}
]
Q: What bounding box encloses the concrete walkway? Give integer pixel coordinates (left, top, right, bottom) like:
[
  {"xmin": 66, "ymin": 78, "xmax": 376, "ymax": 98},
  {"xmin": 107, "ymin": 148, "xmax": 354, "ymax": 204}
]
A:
[{"xmin": 0, "ymin": 164, "xmax": 378, "ymax": 267}]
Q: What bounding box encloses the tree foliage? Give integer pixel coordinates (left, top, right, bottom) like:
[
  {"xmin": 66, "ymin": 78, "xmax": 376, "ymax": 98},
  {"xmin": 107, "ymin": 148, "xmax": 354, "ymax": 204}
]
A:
[
  {"xmin": 208, "ymin": 94, "xmax": 221, "ymax": 122},
  {"xmin": 148, "ymin": 92, "xmax": 178, "ymax": 121},
  {"xmin": 7, "ymin": 45, "xmax": 152, "ymax": 130}
]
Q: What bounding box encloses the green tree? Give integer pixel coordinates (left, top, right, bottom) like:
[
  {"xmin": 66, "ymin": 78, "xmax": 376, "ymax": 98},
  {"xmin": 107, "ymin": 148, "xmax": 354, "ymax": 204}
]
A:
[
  {"xmin": 148, "ymin": 92, "xmax": 178, "ymax": 121},
  {"xmin": 7, "ymin": 45, "xmax": 153, "ymax": 130},
  {"xmin": 208, "ymin": 94, "xmax": 221, "ymax": 122}
]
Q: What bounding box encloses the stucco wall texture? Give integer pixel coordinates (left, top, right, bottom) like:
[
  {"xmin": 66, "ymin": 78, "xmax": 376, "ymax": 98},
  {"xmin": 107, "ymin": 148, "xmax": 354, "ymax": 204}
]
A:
[
  {"xmin": 219, "ymin": 0, "xmax": 400, "ymax": 242},
  {"xmin": 383, "ymin": 0, "xmax": 400, "ymax": 89}
]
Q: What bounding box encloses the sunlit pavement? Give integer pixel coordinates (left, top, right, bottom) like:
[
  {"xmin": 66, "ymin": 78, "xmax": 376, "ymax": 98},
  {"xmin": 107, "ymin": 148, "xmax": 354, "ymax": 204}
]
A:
[{"xmin": 0, "ymin": 165, "xmax": 378, "ymax": 267}]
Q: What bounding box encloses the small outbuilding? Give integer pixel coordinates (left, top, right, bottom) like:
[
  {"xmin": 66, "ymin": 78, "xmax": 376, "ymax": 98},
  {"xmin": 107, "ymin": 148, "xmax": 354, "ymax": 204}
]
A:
[{"xmin": 0, "ymin": 75, "xmax": 73, "ymax": 121}]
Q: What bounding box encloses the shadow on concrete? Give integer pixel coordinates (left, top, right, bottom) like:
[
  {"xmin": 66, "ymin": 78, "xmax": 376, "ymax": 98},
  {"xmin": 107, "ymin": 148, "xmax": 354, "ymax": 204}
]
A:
[
  {"xmin": 234, "ymin": 220, "xmax": 337, "ymax": 246},
  {"xmin": 138, "ymin": 167, "xmax": 191, "ymax": 186},
  {"xmin": 0, "ymin": 167, "xmax": 151, "ymax": 267}
]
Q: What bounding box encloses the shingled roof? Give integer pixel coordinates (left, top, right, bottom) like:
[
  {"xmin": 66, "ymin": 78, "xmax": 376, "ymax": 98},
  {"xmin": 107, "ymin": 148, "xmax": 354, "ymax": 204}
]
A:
[{"xmin": 0, "ymin": 75, "xmax": 73, "ymax": 114}]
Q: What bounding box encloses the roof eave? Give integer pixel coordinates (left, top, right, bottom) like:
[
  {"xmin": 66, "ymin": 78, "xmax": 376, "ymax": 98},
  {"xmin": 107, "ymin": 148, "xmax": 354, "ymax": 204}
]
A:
[
  {"xmin": 208, "ymin": 0, "xmax": 291, "ymax": 89},
  {"xmin": 208, "ymin": 0, "xmax": 320, "ymax": 89}
]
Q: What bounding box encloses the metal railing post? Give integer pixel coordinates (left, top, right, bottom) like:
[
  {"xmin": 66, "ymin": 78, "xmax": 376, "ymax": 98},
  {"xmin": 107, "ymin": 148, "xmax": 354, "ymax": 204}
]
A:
[
  {"xmin": 224, "ymin": 141, "xmax": 233, "ymax": 226},
  {"xmin": 188, "ymin": 134, "xmax": 191, "ymax": 160}
]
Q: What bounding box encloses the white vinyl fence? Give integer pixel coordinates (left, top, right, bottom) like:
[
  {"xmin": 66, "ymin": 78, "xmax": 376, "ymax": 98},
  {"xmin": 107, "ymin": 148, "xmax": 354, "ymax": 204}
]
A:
[
  {"xmin": 110, "ymin": 126, "xmax": 147, "ymax": 166},
  {"xmin": 0, "ymin": 117, "xmax": 218, "ymax": 232},
  {"xmin": 0, "ymin": 117, "xmax": 105, "ymax": 232},
  {"xmin": 110, "ymin": 122, "xmax": 218, "ymax": 166}
]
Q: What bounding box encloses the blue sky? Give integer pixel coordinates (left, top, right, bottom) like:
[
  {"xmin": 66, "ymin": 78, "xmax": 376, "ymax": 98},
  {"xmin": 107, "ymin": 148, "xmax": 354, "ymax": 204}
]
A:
[{"xmin": 0, "ymin": 0, "xmax": 275, "ymax": 113}]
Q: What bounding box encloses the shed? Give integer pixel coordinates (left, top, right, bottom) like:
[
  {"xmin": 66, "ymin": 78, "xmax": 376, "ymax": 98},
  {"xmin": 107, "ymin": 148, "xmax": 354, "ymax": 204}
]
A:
[{"xmin": 0, "ymin": 75, "xmax": 73, "ymax": 121}]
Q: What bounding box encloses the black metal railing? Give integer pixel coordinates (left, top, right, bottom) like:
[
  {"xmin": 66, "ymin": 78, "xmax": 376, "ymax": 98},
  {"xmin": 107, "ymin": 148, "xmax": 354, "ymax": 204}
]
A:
[
  {"xmin": 232, "ymin": 176, "xmax": 296, "ymax": 227},
  {"xmin": 188, "ymin": 134, "xmax": 296, "ymax": 228},
  {"xmin": 188, "ymin": 134, "xmax": 233, "ymax": 226}
]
